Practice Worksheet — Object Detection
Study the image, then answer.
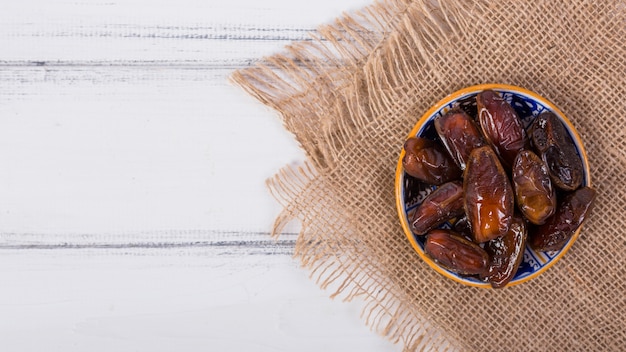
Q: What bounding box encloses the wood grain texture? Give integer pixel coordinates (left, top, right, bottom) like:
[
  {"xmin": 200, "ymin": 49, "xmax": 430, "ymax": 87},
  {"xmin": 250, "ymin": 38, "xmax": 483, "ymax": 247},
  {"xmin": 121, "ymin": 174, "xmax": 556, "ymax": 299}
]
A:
[{"xmin": 0, "ymin": 0, "xmax": 403, "ymax": 350}]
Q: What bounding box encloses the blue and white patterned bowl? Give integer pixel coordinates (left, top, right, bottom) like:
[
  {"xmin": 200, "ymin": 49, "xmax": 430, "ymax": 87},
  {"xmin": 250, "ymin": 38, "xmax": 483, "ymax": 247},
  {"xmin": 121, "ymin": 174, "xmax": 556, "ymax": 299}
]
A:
[{"xmin": 394, "ymin": 84, "xmax": 591, "ymax": 288}]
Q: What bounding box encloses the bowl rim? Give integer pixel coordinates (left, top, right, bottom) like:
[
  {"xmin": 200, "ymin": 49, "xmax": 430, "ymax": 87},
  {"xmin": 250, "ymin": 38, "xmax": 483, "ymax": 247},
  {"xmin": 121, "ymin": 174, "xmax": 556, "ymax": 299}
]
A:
[{"xmin": 394, "ymin": 83, "xmax": 591, "ymax": 288}]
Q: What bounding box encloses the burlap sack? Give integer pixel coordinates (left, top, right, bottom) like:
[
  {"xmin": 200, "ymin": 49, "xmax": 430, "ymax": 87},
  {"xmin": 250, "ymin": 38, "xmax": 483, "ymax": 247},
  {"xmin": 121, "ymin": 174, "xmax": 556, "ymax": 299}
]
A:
[{"xmin": 232, "ymin": 0, "xmax": 626, "ymax": 350}]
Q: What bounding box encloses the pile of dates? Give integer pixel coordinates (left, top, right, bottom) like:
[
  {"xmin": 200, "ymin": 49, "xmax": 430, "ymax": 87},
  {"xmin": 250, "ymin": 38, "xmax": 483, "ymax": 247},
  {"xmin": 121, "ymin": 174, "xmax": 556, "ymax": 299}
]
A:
[{"xmin": 403, "ymin": 90, "xmax": 596, "ymax": 288}]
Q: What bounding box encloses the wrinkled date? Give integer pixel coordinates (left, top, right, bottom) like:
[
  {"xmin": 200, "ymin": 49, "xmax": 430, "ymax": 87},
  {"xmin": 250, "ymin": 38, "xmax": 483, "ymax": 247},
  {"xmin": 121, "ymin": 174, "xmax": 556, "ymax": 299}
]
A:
[
  {"xmin": 464, "ymin": 146, "xmax": 514, "ymax": 243},
  {"xmin": 402, "ymin": 137, "xmax": 462, "ymax": 185},
  {"xmin": 482, "ymin": 215, "xmax": 527, "ymax": 288},
  {"xmin": 529, "ymin": 111, "xmax": 584, "ymax": 191},
  {"xmin": 477, "ymin": 90, "xmax": 529, "ymax": 168},
  {"xmin": 435, "ymin": 108, "xmax": 486, "ymax": 170},
  {"xmin": 411, "ymin": 181, "xmax": 464, "ymax": 235},
  {"xmin": 424, "ymin": 229, "xmax": 489, "ymax": 276},
  {"xmin": 512, "ymin": 150, "xmax": 556, "ymax": 225},
  {"xmin": 529, "ymin": 186, "xmax": 596, "ymax": 252}
]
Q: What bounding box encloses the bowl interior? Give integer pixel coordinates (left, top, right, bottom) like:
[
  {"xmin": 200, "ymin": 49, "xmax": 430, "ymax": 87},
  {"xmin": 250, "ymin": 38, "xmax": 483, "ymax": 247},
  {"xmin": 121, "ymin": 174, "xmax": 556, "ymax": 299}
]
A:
[{"xmin": 395, "ymin": 84, "xmax": 590, "ymax": 288}]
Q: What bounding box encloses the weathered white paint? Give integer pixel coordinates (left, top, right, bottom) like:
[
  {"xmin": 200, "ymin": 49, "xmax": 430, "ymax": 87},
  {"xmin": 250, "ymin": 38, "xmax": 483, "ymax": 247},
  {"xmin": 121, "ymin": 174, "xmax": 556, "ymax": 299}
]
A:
[{"xmin": 0, "ymin": 0, "xmax": 403, "ymax": 350}]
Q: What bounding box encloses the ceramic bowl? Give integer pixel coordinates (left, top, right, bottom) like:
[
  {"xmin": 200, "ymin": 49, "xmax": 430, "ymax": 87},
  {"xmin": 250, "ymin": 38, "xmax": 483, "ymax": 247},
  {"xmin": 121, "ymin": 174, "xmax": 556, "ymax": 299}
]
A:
[{"xmin": 394, "ymin": 83, "xmax": 591, "ymax": 288}]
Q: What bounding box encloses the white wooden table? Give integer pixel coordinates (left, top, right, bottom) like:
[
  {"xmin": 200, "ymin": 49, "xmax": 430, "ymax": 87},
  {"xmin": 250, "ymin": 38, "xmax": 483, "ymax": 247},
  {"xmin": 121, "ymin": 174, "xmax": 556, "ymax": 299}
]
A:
[{"xmin": 0, "ymin": 0, "xmax": 402, "ymax": 350}]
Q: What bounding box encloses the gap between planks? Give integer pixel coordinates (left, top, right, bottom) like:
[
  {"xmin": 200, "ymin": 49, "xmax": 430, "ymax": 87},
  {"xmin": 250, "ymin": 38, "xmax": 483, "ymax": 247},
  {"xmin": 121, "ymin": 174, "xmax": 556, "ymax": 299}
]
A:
[
  {"xmin": 0, "ymin": 59, "xmax": 263, "ymax": 69},
  {"xmin": 0, "ymin": 230, "xmax": 298, "ymax": 255}
]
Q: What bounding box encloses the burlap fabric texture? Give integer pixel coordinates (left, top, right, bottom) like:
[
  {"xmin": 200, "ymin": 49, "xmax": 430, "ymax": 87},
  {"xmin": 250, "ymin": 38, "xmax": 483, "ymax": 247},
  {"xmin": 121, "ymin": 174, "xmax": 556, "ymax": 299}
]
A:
[{"xmin": 232, "ymin": 0, "xmax": 626, "ymax": 350}]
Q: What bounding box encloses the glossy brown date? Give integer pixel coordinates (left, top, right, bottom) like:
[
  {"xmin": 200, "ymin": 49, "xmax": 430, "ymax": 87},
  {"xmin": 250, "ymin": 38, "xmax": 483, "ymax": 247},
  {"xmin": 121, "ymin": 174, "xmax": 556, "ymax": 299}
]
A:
[
  {"xmin": 529, "ymin": 111, "xmax": 583, "ymax": 191},
  {"xmin": 411, "ymin": 181, "xmax": 464, "ymax": 235},
  {"xmin": 529, "ymin": 186, "xmax": 596, "ymax": 252},
  {"xmin": 512, "ymin": 150, "xmax": 556, "ymax": 225},
  {"xmin": 464, "ymin": 146, "xmax": 514, "ymax": 243},
  {"xmin": 482, "ymin": 215, "xmax": 527, "ymax": 288},
  {"xmin": 434, "ymin": 108, "xmax": 486, "ymax": 170},
  {"xmin": 402, "ymin": 137, "xmax": 462, "ymax": 185},
  {"xmin": 476, "ymin": 90, "xmax": 529, "ymax": 168},
  {"xmin": 424, "ymin": 229, "xmax": 489, "ymax": 276}
]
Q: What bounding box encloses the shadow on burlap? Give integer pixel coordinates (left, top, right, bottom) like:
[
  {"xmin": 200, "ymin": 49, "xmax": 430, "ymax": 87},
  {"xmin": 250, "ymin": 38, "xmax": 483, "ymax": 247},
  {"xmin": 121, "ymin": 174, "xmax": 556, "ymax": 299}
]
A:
[{"xmin": 232, "ymin": 0, "xmax": 626, "ymax": 350}]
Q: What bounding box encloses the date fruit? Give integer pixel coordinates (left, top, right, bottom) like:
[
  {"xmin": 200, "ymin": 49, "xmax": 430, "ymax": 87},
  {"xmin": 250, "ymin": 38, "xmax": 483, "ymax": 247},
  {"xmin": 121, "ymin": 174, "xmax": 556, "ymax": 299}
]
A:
[
  {"xmin": 482, "ymin": 215, "xmax": 527, "ymax": 288},
  {"xmin": 529, "ymin": 186, "xmax": 596, "ymax": 252},
  {"xmin": 512, "ymin": 150, "xmax": 556, "ymax": 225},
  {"xmin": 411, "ymin": 181, "xmax": 464, "ymax": 235},
  {"xmin": 477, "ymin": 90, "xmax": 529, "ymax": 168},
  {"xmin": 529, "ymin": 111, "xmax": 583, "ymax": 191},
  {"xmin": 434, "ymin": 108, "xmax": 486, "ymax": 170},
  {"xmin": 464, "ymin": 146, "xmax": 514, "ymax": 243},
  {"xmin": 402, "ymin": 137, "xmax": 462, "ymax": 185},
  {"xmin": 424, "ymin": 229, "xmax": 489, "ymax": 276}
]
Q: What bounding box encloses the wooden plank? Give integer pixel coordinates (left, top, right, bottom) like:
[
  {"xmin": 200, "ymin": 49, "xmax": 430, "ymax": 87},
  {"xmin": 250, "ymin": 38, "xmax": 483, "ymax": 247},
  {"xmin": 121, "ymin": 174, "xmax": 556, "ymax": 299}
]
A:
[
  {"xmin": 0, "ymin": 250, "xmax": 399, "ymax": 351},
  {"xmin": 0, "ymin": 0, "xmax": 371, "ymax": 62},
  {"xmin": 0, "ymin": 66, "xmax": 303, "ymax": 234}
]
